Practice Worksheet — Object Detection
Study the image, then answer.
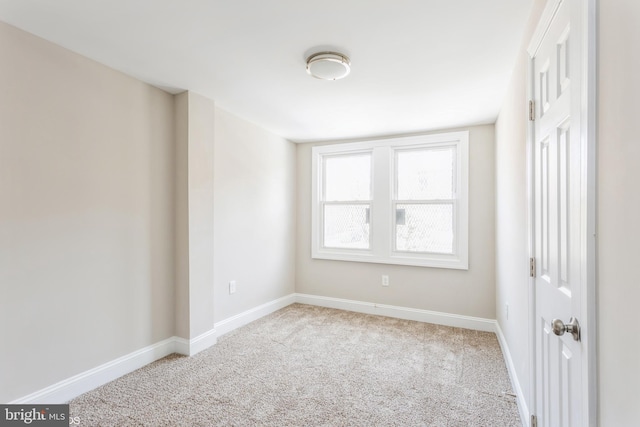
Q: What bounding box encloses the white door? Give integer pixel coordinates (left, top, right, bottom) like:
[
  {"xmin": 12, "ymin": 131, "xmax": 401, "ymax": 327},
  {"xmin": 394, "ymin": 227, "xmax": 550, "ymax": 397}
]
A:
[{"xmin": 531, "ymin": 0, "xmax": 590, "ymax": 426}]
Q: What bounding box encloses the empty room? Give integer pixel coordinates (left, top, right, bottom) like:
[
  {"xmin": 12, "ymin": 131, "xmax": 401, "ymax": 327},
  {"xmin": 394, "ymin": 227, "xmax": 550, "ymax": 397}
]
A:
[{"xmin": 1, "ymin": 0, "xmax": 638, "ymax": 426}]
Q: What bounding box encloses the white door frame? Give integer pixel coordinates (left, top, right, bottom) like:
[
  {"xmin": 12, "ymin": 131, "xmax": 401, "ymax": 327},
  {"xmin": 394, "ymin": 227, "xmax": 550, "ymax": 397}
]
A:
[{"xmin": 526, "ymin": 0, "xmax": 597, "ymax": 426}]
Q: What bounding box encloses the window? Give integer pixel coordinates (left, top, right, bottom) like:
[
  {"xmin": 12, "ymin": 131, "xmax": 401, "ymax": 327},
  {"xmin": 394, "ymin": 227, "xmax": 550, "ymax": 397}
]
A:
[{"xmin": 312, "ymin": 131, "xmax": 468, "ymax": 269}]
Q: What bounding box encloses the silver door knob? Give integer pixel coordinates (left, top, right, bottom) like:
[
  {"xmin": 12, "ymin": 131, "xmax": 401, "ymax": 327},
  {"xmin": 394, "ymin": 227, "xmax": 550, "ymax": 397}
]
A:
[{"xmin": 551, "ymin": 317, "xmax": 581, "ymax": 341}]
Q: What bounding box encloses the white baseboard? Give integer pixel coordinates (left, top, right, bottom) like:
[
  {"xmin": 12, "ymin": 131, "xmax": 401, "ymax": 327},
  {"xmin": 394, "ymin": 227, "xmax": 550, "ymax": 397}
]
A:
[
  {"xmin": 10, "ymin": 327, "xmax": 219, "ymax": 404},
  {"xmin": 10, "ymin": 292, "xmax": 501, "ymax": 406},
  {"xmin": 9, "ymin": 293, "xmax": 295, "ymax": 405},
  {"xmin": 495, "ymin": 322, "xmax": 529, "ymax": 427},
  {"xmin": 10, "ymin": 337, "xmax": 178, "ymax": 404},
  {"xmin": 173, "ymin": 337, "xmax": 191, "ymax": 357},
  {"xmin": 214, "ymin": 293, "xmax": 297, "ymax": 337},
  {"xmin": 173, "ymin": 328, "xmax": 218, "ymax": 357},
  {"xmin": 294, "ymin": 293, "xmax": 496, "ymax": 332},
  {"xmin": 186, "ymin": 328, "xmax": 218, "ymax": 356}
]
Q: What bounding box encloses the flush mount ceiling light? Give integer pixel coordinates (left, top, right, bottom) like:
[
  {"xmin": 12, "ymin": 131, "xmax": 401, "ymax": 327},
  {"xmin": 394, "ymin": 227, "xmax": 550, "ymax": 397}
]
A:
[{"xmin": 306, "ymin": 52, "xmax": 351, "ymax": 81}]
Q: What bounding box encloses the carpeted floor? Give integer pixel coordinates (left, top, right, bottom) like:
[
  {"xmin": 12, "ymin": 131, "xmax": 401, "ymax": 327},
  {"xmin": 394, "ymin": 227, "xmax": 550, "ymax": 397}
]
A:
[{"xmin": 70, "ymin": 304, "xmax": 520, "ymax": 426}]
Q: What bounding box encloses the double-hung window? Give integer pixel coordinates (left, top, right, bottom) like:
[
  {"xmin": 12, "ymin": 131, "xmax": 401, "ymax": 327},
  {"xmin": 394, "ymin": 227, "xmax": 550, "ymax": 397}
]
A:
[{"xmin": 312, "ymin": 131, "xmax": 468, "ymax": 269}]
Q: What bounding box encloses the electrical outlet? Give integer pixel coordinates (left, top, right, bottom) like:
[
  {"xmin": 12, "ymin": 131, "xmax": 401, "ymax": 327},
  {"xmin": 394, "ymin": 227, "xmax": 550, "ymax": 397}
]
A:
[
  {"xmin": 382, "ymin": 275, "xmax": 389, "ymax": 287},
  {"xmin": 229, "ymin": 280, "xmax": 237, "ymax": 295}
]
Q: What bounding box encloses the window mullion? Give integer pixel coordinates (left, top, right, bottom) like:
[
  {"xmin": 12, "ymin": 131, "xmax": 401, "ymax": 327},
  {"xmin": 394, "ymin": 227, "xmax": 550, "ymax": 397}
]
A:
[{"xmin": 371, "ymin": 146, "xmax": 391, "ymax": 258}]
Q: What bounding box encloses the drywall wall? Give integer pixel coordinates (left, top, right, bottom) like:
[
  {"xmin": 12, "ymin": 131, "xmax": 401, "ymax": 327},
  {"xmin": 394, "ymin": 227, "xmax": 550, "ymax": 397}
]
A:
[
  {"xmin": 597, "ymin": 0, "xmax": 640, "ymax": 424},
  {"xmin": 494, "ymin": 0, "xmax": 545, "ymax": 410},
  {"xmin": 296, "ymin": 125, "xmax": 495, "ymax": 319},
  {"xmin": 174, "ymin": 93, "xmax": 191, "ymax": 340},
  {"xmin": 185, "ymin": 92, "xmax": 216, "ymax": 339},
  {"xmin": 0, "ymin": 22, "xmax": 175, "ymax": 402},
  {"xmin": 175, "ymin": 91, "xmax": 216, "ymax": 340},
  {"xmin": 213, "ymin": 107, "xmax": 296, "ymax": 323}
]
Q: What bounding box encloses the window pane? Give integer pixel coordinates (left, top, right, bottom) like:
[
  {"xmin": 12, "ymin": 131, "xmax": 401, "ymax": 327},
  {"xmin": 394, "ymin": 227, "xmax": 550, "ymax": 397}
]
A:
[
  {"xmin": 395, "ymin": 204, "xmax": 453, "ymax": 254},
  {"xmin": 397, "ymin": 148, "xmax": 454, "ymax": 200},
  {"xmin": 323, "ymin": 204, "xmax": 370, "ymax": 249},
  {"xmin": 324, "ymin": 153, "xmax": 371, "ymax": 201}
]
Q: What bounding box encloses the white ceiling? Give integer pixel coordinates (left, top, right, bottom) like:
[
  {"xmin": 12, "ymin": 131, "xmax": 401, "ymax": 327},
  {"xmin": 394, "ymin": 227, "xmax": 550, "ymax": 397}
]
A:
[{"xmin": 0, "ymin": 0, "xmax": 533, "ymax": 142}]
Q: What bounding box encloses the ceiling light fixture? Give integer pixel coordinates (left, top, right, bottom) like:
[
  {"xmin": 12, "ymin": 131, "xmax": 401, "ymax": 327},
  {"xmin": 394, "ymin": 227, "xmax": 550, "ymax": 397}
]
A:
[{"xmin": 306, "ymin": 52, "xmax": 351, "ymax": 81}]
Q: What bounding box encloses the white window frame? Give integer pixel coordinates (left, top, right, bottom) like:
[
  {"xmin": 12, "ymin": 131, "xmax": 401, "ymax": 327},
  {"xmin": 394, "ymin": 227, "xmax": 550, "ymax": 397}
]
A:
[{"xmin": 311, "ymin": 131, "xmax": 469, "ymax": 269}]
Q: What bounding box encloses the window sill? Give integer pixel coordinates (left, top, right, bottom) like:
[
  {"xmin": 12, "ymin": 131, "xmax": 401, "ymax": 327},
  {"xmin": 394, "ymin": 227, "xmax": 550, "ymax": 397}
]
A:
[{"xmin": 311, "ymin": 250, "xmax": 469, "ymax": 270}]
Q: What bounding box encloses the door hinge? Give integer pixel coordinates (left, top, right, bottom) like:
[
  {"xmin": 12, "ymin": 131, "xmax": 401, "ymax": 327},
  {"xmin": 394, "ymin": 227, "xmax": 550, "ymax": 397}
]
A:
[
  {"xmin": 529, "ymin": 100, "xmax": 535, "ymax": 121},
  {"xmin": 530, "ymin": 257, "xmax": 536, "ymax": 278},
  {"xmin": 531, "ymin": 414, "xmax": 538, "ymax": 427}
]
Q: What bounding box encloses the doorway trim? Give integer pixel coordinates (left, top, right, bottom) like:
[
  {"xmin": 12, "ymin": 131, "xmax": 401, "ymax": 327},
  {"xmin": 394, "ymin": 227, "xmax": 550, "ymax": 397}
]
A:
[{"xmin": 526, "ymin": 0, "xmax": 597, "ymax": 426}]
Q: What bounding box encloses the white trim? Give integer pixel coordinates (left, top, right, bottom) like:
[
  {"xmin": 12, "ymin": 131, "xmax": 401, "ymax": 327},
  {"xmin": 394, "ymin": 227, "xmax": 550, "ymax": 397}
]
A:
[
  {"xmin": 526, "ymin": 24, "xmax": 538, "ymax": 423},
  {"xmin": 528, "ymin": 0, "xmax": 563, "ymax": 56},
  {"xmin": 173, "ymin": 337, "xmax": 191, "ymax": 357},
  {"xmin": 9, "ymin": 328, "xmax": 219, "ymax": 404},
  {"xmin": 294, "ymin": 293, "xmax": 495, "ymax": 332},
  {"xmin": 171, "ymin": 329, "xmax": 218, "ymax": 357},
  {"xmin": 9, "ymin": 337, "xmax": 178, "ymax": 404},
  {"xmin": 185, "ymin": 328, "xmax": 218, "ymax": 356},
  {"xmin": 581, "ymin": 0, "xmax": 599, "ymax": 427},
  {"xmin": 582, "ymin": 0, "xmax": 598, "ymax": 425},
  {"xmin": 8, "ymin": 294, "xmax": 297, "ymax": 405},
  {"xmin": 496, "ymin": 322, "xmax": 529, "ymax": 427},
  {"xmin": 214, "ymin": 293, "xmax": 297, "ymax": 337}
]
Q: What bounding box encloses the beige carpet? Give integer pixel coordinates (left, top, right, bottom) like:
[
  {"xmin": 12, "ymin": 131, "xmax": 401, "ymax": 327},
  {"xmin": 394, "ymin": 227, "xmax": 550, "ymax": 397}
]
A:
[{"xmin": 70, "ymin": 304, "xmax": 520, "ymax": 426}]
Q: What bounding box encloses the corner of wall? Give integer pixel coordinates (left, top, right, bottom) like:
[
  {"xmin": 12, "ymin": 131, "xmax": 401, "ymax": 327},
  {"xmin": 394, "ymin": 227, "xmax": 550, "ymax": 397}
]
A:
[
  {"xmin": 173, "ymin": 91, "xmax": 216, "ymax": 341},
  {"xmin": 174, "ymin": 91, "xmax": 191, "ymax": 340}
]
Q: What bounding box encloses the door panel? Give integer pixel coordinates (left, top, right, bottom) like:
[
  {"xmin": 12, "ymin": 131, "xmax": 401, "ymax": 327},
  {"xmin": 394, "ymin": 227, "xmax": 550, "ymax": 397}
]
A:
[{"xmin": 533, "ymin": 0, "xmax": 583, "ymax": 426}]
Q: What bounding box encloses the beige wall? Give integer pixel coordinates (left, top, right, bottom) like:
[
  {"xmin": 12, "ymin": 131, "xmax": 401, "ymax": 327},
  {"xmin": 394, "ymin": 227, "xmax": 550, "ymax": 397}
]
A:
[
  {"xmin": 0, "ymin": 22, "xmax": 176, "ymax": 402},
  {"xmin": 213, "ymin": 107, "xmax": 296, "ymax": 322},
  {"xmin": 494, "ymin": 0, "xmax": 545, "ymax": 409},
  {"xmin": 0, "ymin": 21, "xmax": 296, "ymax": 402},
  {"xmin": 186, "ymin": 92, "xmax": 216, "ymax": 338},
  {"xmin": 296, "ymin": 125, "xmax": 496, "ymax": 319},
  {"xmin": 597, "ymin": 0, "xmax": 640, "ymax": 424}
]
